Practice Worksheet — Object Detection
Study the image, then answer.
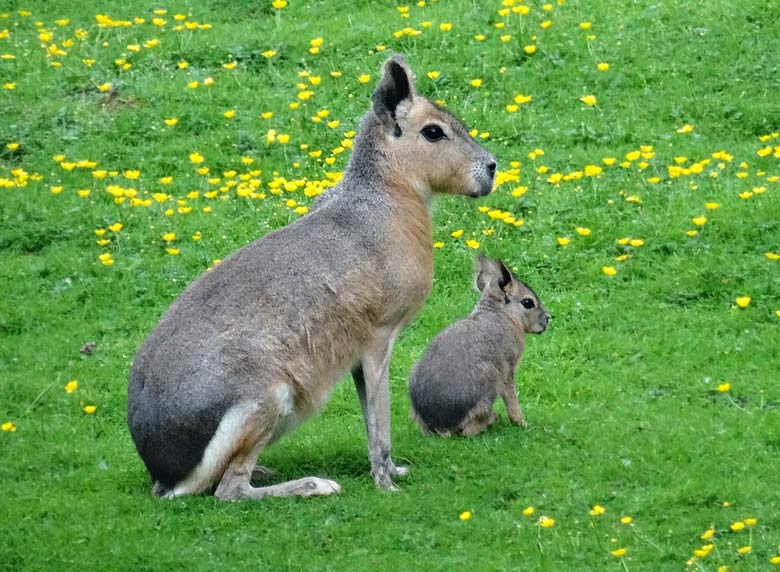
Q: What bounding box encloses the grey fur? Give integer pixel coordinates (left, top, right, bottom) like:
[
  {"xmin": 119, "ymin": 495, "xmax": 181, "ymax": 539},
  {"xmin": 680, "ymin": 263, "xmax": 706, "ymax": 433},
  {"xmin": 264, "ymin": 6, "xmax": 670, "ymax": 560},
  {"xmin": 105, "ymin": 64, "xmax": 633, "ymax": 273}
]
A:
[
  {"xmin": 127, "ymin": 54, "xmax": 496, "ymax": 499},
  {"xmin": 409, "ymin": 256, "xmax": 550, "ymax": 437}
]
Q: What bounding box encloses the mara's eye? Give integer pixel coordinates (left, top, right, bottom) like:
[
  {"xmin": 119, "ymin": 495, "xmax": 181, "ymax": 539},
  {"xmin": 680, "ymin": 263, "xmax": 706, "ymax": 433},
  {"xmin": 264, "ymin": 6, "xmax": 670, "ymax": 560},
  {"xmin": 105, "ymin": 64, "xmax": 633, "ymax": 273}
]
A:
[
  {"xmin": 520, "ymin": 298, "xmax": 536, "ymax": 309},
  {"xmin": 420, "ymin": 124, "xmax": 447, "ymax": 142}
]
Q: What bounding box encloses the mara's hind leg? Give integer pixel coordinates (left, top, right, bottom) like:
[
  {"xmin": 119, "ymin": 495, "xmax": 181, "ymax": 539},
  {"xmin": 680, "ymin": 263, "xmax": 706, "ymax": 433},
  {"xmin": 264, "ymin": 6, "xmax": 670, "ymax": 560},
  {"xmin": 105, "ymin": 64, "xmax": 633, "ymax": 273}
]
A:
[
  {"xmin": 459, "ymin": 403, "xmax": 497, "ymax": 437},
  {"xmin": 214, "ymin": 408, "xmax": 340, "ymax": 501},
  {"xmin": 216, "ymin": 444, "xmax": 341, "ymax": 501}
]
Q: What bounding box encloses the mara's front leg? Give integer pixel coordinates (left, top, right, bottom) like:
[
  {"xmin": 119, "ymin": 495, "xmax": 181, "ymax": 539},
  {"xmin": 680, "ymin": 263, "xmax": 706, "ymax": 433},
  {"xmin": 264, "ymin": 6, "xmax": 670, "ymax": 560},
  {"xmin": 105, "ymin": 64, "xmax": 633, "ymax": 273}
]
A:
[
  {"xmin": 501, "ymin": 375, "xmax": 528, "ymax": 428},
  {"xmin": 353, "ymin": 327, "xmax": 408, "ymax": 490}
]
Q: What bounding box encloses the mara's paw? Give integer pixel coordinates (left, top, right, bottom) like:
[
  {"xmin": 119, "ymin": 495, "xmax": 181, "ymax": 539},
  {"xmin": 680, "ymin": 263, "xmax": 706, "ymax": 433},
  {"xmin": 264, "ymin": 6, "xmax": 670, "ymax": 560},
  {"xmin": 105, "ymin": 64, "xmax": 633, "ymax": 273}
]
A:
[
  {"xmin": 372, "ymin": 465, "xmax": 401, "ymax": 492},
  {"xmin": 392, "ymin": 464, "xmax": 409, "ymax": 478},
  {"xmin": 300, "ymin": 477, "xmax": 342, "ymax": 496},
  {"xmin": 509, "ymin": 416, "xmax": 528, "ymax": 428}
]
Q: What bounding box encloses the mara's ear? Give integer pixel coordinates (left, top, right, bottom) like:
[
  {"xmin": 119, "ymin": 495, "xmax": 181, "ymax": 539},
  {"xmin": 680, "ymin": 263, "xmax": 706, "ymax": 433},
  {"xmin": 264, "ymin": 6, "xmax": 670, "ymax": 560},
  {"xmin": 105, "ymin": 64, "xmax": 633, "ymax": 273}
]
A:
[
  {"xmin": 475, "ymin": 255, "xmax": 512, "ymax": 293},
  {"xmin": 372, "ymin": 55, "xmax": 416, "ymax": 133},
  {"xmin": 497, "ymin": 259, "xmax": 513, "ymax": 291}
]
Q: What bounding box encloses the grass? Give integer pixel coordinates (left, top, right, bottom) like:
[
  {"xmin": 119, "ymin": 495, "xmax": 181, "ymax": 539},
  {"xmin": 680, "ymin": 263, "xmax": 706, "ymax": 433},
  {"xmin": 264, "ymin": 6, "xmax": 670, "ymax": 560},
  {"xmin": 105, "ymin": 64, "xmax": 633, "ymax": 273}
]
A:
[{"xmin": 1, "ymin": 0, "xmax": 779, "ymax": 570}]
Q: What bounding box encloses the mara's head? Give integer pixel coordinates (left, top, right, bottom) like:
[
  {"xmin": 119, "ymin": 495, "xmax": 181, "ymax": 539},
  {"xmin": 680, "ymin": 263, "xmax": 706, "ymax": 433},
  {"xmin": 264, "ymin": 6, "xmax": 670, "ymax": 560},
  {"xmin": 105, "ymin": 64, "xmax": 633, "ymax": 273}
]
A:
[
  {"xmin": 365, "ymin": 55, "xmax": 496, "ymax": 199},
  {"xmin": 475, "ymin": 255, "xmax": 550, "ymax": 335}
]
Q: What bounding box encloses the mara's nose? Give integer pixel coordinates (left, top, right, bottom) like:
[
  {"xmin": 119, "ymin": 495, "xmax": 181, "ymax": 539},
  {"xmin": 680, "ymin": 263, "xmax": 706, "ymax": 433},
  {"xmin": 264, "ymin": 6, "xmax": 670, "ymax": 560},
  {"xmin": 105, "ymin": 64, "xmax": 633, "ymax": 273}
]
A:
[{"xmin": 486, "ymin": 160, "xmax": 497, "ymax": 179}]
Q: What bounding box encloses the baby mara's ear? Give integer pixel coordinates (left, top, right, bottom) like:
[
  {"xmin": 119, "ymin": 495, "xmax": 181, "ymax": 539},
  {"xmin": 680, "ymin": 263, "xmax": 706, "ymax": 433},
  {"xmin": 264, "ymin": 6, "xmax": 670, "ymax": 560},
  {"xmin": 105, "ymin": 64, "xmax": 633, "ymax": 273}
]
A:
[
  {"xmin": 372, "ymin": 55, "xmax": 416, "ymax": 134},
  {"xmin": 475, "ymin": 255, "xmax": 513, "ymax": 296}
]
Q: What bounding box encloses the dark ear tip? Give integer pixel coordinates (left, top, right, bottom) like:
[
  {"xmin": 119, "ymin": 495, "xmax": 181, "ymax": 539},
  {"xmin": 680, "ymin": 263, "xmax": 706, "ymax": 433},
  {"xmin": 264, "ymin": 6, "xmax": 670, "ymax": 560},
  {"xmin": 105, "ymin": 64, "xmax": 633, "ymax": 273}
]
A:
[
  {"xmin": 387, "ymin": 54, "xmax": 408, "ymax": 67},
  {"xmin": 496, "ymin": 258, "xmax": 513, "ymax": 290}
]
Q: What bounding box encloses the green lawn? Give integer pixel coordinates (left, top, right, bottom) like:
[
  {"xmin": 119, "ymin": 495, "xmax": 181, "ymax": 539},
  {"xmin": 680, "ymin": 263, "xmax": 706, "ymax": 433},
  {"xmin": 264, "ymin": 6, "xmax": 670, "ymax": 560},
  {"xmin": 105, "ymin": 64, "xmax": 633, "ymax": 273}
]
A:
[{"xmin": 1, "ymin": 1, "xmax": 779, "ymax": 571}]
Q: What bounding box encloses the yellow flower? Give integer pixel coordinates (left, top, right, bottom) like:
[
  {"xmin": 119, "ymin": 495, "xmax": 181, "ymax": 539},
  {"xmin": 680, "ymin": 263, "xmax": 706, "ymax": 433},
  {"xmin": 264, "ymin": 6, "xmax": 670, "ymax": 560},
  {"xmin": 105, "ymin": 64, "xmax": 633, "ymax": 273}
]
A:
[
  {"xmin": 770, "ymin": 556, "xmax": 780, "ymax": 564},
  {"xmin": 717, "ymin": 382, "xmax": 731, "ymax": 393},
  {"xmin": 611, "ymin": 548, "xmax": 627, "ymax": 558},
  {"xmin": 629, "ymin": 239, "xmax": 644, "ymax": 247},
  {"xmin": 694, "ymin": 545, "xmax": 714, "ymax": 558},
  {"xmin": 6, "ymin": 142, "xmax": 19, "ymax": 151},
  {"xmin": 459, "ymin": 511, "xmax": 472, "ymax": 521},
  {"xmin": 597, "ymin": 62, "xmax": 610, "ymax": 71},
  {"xmin": 744, "ymin": 518, "xmax": 757, "ymax": 526},
  {"xmin": 223, "ymin": 110, "xmax": 236, "ymax": 119},
  {"xmin": 602, "ymin": 266, "xmax": 617, "ymax": 276},
  {"xmin": 187, "ymin": 80, "xmax": 199, "ymax": 89},
  {"xmin": 108, "ymin": 222, "xmax": 123, "ymax": 232},
  {"xmin": 162, "ymin": 232, "xmax": 176, "ymax": 242},
  {"xmin": 97, "ymin": 83, "xmax": 112, "ymax": 92},
  {"xmin": 262, "ymin": 50, "xmax": 277, "ymax": 59},
  {"xmin": 735, "ymin": 296, "xmax": 751, "ymax": 309},
  {"xmin": 2, "ymin": 421, "xmax": 17, "ymax": 432},
  {"xmin": 272, "ymin": 0, "xmax": 288, "ymax": 9},
  {"xmin": 189, "ymin": 152, "xmax": 204, "ymax": 164},
  {"xmin": 451, "ymin": 229, "xmax": 464, "ymax": 238},
  {"xmin": 621, "ymin": 516, "xmax": 633, "ymax": 525},
  {"xmin": 83, "ymin": 405, "xmax": 97, "ymax": 414},
  {"xmin": 589, "ymin": 504, "xmax": 605, "ymax": 516},
  {"xmin": 470, "ymin": 78, "xmax": 482, "ymax": 88},
  {"xmin": 557, "ymin": 237, "xmax": 570, "ymax": 246},
  {"xmin": 580, "ymin": 94, "xmax": 597, "ymax": 107},
  {"xmin": 692, "ymin": 216, "xmax": 707, "ymax": 226},
  {"xmin": 576, "ymin": 227, "xmax": 591, "ymax": 236},
  {"xmin": 677, "ymin": 124, "xmax": 694, "ymax": 134},
  {"xmin": 705, "ymin": 201, "xmax": 720, "ymax": 210},
  {"xmin": 277, "ymin": 134, "xmax": 290, "ymax": 144},
  {"xmin": 166, "ymin": 248, "xmax": 180, "ymax": 255},
  {"xmin": 222, "ymin": 62, "xmax": 237, "ymax": 70},
  {"xmin": 433, "ymin": 241, "xmax": 444, "ymax": 249},
  {"xmin": 523, "ymin": 44, "xmax": 537, "ymax": 55},
  {"xmin": 730, "ymin": 521, "xmax": 745, "ymax": 532},
  {"xmin": 700, "ymin": 528, "xmax": 715, "ymax": 540},
  {"xmin": 474, "ymin": 34, "xmax": 486, "ymax": 41},
  {"xmin": 737, "ymin": 546, "xmax": 752, "ymax": 555},
  {"xmin": 427, "ymin": 71, "xmax": 440, "ymax": 80},
  {"xmin": 203, "ymin": 77, "xmax": 214, "ymax": 87},
  {"xmin": 65, "ymin": 380, "xmax": 79, "ymax": 393},
  {"xmin": 687, "ymin": 230, "xmax": 698, "ymax": 237},
  {"xmin": 440, "ymin": 23, "xmax": 453, "ymax": 31},
  {"xmin": 522, "ymin": 506, "xmax": 535, "ymax": 516},
  {"xmin": 358, "ymin": 74, "xmax": 371, "ymax": 84},
  {"xmin": 466, "ymin": 239, "xmax": 480, "ymax": 249},
  {"xmin": 538, "ymin": 516, "xmax": 555, "ymax": 528}
]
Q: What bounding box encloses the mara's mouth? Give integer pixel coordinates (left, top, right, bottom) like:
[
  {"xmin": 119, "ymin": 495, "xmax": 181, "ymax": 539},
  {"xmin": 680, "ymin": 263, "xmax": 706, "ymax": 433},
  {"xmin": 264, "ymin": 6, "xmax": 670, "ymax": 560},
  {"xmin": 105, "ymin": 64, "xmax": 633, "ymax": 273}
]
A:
[{"xmin": 469, "ymin": 180, "xmax": 494, "ymax": 198}]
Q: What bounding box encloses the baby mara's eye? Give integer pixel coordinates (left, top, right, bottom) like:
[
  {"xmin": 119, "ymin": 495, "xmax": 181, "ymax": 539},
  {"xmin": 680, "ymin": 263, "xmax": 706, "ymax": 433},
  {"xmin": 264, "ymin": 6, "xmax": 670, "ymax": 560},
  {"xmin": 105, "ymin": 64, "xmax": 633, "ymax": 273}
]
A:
[
  {"xmin": 420, "ymin": 124, "xmax": 447, "ymax": 142},
  {"xmin": 520, "ymin": 298, "xmax": 536, "ymax": 309}
]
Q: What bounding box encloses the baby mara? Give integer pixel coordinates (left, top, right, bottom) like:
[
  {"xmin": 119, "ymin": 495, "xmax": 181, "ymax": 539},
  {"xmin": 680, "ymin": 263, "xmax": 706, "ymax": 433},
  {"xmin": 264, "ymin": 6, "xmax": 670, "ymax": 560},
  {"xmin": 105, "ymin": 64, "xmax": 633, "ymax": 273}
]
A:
[
  {"xmin": 410, "ymin": 255, "xmax": 550, "ymax": 437},
  {"xmin": 126, "ymin": 55, "xmax": 496, "ymax": 500}
]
